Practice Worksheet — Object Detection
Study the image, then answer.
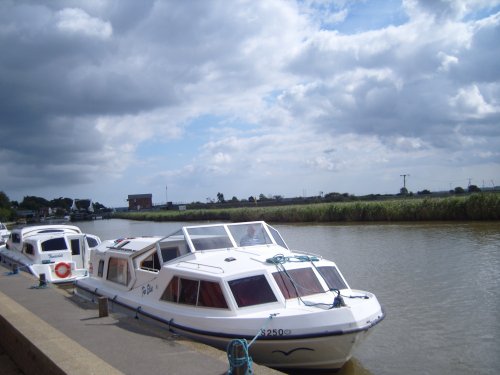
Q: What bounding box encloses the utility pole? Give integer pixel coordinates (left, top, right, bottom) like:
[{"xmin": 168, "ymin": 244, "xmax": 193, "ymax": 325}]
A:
[
  {"xmin": 400, "ymin": 174, "xmax": 409, "ymax": 189},
  {"xmin": 165, "ymin": 185, "xmax": 168, "ymax": 204}
]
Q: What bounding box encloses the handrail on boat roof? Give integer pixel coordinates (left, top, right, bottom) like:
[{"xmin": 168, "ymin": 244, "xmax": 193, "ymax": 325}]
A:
[{"xmin": 175, "ymin": 261, "xmax": 225, "ymax": 274}]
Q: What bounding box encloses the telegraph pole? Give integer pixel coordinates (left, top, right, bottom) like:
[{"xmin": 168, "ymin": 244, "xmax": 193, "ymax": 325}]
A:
[{"xmin": 400, "ymin": 174, "xmax": 409, "ymax": 189}]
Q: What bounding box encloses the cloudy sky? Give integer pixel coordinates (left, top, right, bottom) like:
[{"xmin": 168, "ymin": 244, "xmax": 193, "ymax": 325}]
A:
[{"xmin": 1, "ymin": 0, "xmax": 499, "ymax": 207}]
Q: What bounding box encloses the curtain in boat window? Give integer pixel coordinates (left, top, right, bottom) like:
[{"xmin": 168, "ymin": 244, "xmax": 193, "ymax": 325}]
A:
[
  {"xmin": 107, "ymin": 257, "xmax": 130, "ymax": 285},
  {"xmin": 273, "ymin": 268, "xmax": 324, "ymax": 299}
]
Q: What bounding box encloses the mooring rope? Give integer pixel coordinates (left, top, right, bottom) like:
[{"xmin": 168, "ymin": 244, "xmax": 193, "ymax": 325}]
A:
[{"xmin": 226, "ymin": 313, "xmax": 278, "ymax": 375}]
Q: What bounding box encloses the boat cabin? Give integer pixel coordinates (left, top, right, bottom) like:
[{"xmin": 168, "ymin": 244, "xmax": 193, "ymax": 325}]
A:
[
  {"xmin": 87, "ymin": 222, "xmax": 349, "ymax": 311},
  {"xmin": 7, "ymin": 225, "xmax": 82, "ymax": 252}
]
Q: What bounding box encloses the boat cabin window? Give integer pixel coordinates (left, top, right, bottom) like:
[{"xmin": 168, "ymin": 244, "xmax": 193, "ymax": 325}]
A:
[
  {"xmin": 71, "ymin": 239, "xmax": 80, "ymax": 255},
  {"xmin": 23, "ymin": 243, "xmax": 34, "ymax": 255},
  {"xmin": 11, "ymin": 233, "xmax": 21, "ymax": 243},
  {"xmin": 140, "ymin": 252, "xmax": 161, "ymax": 271},
  {"xmin": 97, "ymin": 260, "xmax": 104, "ymax": 277},
  {"xmin": 228, "ymin": 223, "xmax": 272, "ymax": 247},
  {"xmin": 107, "ymin": 257, "xmax": 130, "ymax": 286},
  {"xmin": 228, "ymin": 275, "xmax": 277, "ymax": 307},
  {"xmin": 86, "ymin": 237, "xmax": 99, "ymax": 248},
  {"xmin": 273, "ymin": 268, "xmax": 324, "ymax": 299},
  {"xmin": 186, "ymin": 226, "xmax": 233, "ymax": 250},
  {"xmin": 267, "ymin": 225, "xmax": 288, "ymax": 249},
  {"xmin": 317, "ymin": 266, "xmax": 348, "ymax": 290},
  {"xmin": 160, "ymin": 247, "xmax": 180, "ymax": 262},
  {"xmin": 161, "ymin": 276, "xmax": 228, "ymax": 309},
  {"xmin": 41, "ymin": 237, "xmax": 68, "ymax": 252}
]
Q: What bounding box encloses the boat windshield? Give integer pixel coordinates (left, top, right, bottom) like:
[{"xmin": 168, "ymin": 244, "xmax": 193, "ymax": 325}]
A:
[{"xmin": 184, "ymin": 222, "xmax": 288, "ymax": 251}]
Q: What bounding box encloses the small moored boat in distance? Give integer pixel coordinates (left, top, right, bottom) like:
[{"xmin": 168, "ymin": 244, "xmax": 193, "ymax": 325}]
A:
[
  {"xmin": 0, "ymin": 224, "xmax": 101, "ymax": 283},
  {"xmin": 75, "ymin": 221, "xmax": 384, "ymax": 371}
]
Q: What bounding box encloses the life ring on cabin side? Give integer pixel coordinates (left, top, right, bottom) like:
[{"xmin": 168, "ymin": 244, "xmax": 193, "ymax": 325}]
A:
[{"xmin": 55, "ymin": 262, "xmax": 71, "ymax": 278}]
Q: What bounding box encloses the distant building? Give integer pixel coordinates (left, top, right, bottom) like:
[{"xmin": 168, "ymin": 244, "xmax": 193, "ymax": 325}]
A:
[{"xmin": 127, "ymin": 194, "xmax": 153, "ymax": 210}]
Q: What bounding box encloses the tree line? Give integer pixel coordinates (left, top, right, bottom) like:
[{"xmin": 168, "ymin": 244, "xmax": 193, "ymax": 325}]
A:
[{"xmin": 0, "ymin": 191, "xmax": 108, "ymax": 222}]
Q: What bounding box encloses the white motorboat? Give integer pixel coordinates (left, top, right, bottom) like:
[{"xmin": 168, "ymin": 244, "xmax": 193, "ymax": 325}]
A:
[
  {"xmin": 0, "ymin": 224, "xmax": 101, "ymax": 283},
  {"xmin": 0, "ymin": 222, "xmax": 10, "ymax": 244},
  {"xmin": 75, "ymin": 221, "xmax": 384, "ymax": 371}
]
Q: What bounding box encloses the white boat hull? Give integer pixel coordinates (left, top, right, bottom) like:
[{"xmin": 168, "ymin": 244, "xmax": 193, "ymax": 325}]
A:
[{"xmin": 75, "ymin": 281, "xmax": 384, "ymax": 371}]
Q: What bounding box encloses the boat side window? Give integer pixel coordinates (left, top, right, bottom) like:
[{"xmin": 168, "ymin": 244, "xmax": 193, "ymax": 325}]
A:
[
  {"xmin": 228, "ymin": 275, "xmax": 277, "ymax": 308},
  {"xmin": 86, "ymin": 237, "xmax": 99, "ymax": 248},
  {"xmin": 41, "ymin": 237, "xmax": 68, "ymax": 252},
  {"xmin": 273, "ymin": 268, "xmax": 324, "ymax": 299},
  {"xmin": 24, "ymin": 243, "xmax": 34, "ymax": 255},
  {"xmin": 317, "ymin": 266, "xmax": 348, "ymax": 290},
  {"xmin": 97, "ymin": 260, "xmax": 105, "ymax": 277},
  {"xmin": 160, "ymin": 276, "xmax": 228, "ymax": 309},
  {"xmin": 178, "ymin": 278, "xmax": 198, "ymax": 305},
  {"xmin": 12, "ymin": 233, "xmax": 21, "ymax": 243},
  {"xmin": 140, "ymin": 252, "xmax": 161, "ymax": 271},
  {"xmin": 107, "ymin": 257, "xmax": 130, "ymax": 286},
  {"xmin": 160, "ymin": 247, "xmax": 180, "ymax": 262},
  {"xmin": 70, "ymin": 239, "xmax": 80, "ymax": 255}
]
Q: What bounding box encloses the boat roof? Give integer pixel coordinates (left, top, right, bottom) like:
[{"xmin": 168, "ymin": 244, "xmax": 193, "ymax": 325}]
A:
[
  {"xmin": 96, "ymin": 222, "xmax": 290, "ymax": 255},
  {"xmin": 11, "ymin": 224, "xmax": 82, "ymax": 237}
]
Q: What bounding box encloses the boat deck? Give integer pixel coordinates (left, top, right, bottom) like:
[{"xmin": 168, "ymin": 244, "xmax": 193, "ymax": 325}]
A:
[{"xmin": 0, "ymin": 263, "xmax": 283, "ymax": 375}]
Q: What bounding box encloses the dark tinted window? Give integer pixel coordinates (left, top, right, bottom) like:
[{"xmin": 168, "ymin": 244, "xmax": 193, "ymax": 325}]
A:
[
  {"xmin": 86, "ymin": 237, "xmax": 99, "ymax": 248},
  {"xmin": 97, "ymin": 260, "xmax": 104, "ymax": 277},
  {"xmin": 71, "ymin": 239, "xmax": 80, "ymax": 255},
  {"xmin": 229, "ymin": 275, "xmax": 277, "ymax": 307},
  {"xmin": 24, "ymin": 243, "xmax": 34, "ymax": 255},
  {"xmin": 41, "ymin": 237, "xmax": 67, "ymax": 252},
  {"xmin": 160, "ymin": 276, "xmax": 228, "ymax": 309},
  {"xmin": 317, "ymin": 266, "xmax": 348, "ymax": 290},
  {"xmin": 160, "ymin": 247, "xmax": 179, "ymax": 262},
  {"xmin": 198, "ymin": 280, "xmax": 228, "ymax": 308},
  {"xmin": 273, "ymin": 268, "xmax": 324, "ymax": 299},
  {"xmin": 178, "ymin": 278, "xmax": 198, "ymax": 305}
]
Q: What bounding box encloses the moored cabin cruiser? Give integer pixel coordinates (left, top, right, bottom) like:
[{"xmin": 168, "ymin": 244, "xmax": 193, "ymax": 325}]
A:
[
  {"xmin": 0, "ymin": 225, "xmax": 101, "ymax": 283},
  {"xmin": 75, "ymin": 221, "xmax": 384, "ymax": 371},
  {"xmin": 0, "ymin": 222, "xmax": 10, "ymax": 244}
]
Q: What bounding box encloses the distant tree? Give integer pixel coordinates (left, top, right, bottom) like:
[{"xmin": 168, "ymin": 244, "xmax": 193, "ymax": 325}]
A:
[
  {"xmin": 20, "ymin": 196, "xmax": 50, "ymax": 210},
  {"xmin": 259, "ymin": 193, "xmax": 271, "ymax": 201},
  {"xmin": 0, "ymin": 191, "xmax": 10, "ymax": 209},
  {"xmin": 454, "ymin": 187, "xmax": 465, "ymax": 194},
  {"xmin": 248, "ymin": 196, "xmax": 255, "ymax": 203},
  {"xmin": 468, "ymin": 185, "xmax": 481, "ymax": 193},
  {"xmin": 399, "ymin": 187, "xmax": 409, "ymax": 195},
  {"xmin": 417, "ymin": 189, "xmax": 431, "ymax": 195},
  {"xmin": 50, "ymin": 197, "xmax": 73, "ymax": 211},
  {"xmin": 273, "ymin": 195, "xmax": 283, "ymax": 201},
  {"xmin": 230, "ymin": 196, "xmax": 239, "ymax": 202},
  {"xmin": 216, "ymin": 192, "xmax": 225, "ymax": 203}
]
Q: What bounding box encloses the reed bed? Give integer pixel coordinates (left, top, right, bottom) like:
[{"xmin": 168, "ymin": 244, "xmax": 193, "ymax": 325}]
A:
[{"xmin": 113, "ymin": 193, "xmax": 500, "ymax": 223}]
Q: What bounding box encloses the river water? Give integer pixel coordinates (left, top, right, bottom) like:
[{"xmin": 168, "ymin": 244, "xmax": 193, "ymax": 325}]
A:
[{"xmin": 77, "ymin": 219, "xmax": 500, "ymax": 375}]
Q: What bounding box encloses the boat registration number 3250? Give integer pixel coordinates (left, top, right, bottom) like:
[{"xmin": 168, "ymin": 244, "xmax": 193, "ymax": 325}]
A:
[{"xmin": 260, "ymin": 329, "xmax": 292, "ymax": 336}]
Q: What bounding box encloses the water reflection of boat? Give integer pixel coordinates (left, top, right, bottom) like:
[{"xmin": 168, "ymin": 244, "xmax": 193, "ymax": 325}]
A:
[
  {"xmin": 75, "ymin": 221, "xmax": 385, "ymax": 371},
  {"xmin": 0, "ymin": 225, "xmax": 101, "ymax": 283}
]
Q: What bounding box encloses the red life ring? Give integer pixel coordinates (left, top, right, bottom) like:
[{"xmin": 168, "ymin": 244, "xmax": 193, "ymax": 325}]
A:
[{"xmin": 55, "ymin": 262, "xmax": 71, "ymax": 278}]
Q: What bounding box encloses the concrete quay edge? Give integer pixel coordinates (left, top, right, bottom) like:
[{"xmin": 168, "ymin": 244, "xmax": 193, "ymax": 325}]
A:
[
  {"xmin": 0, "ymin": 289, "xmax": 124, "ymax": 375},
  {"xmin": 0, "ymin": 264, "xmax": 283, "ymax": 375}
]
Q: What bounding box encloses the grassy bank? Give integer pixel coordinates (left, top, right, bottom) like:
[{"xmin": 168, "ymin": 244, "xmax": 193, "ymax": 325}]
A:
[{"xmin": 113, "ymin": 193, "xmax": 500, "ymax": 223}]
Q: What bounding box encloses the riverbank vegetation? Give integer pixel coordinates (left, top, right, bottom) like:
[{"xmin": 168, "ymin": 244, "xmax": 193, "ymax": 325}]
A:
[{"xmin": 113, "ymin": 193, "xmax": 500, "ymax": 223}]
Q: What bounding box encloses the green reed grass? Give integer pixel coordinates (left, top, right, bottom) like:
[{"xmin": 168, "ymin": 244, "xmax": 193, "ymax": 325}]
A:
[{"xmin": 113, "ymin": 193, "xmax": 500, "ymax": 223}]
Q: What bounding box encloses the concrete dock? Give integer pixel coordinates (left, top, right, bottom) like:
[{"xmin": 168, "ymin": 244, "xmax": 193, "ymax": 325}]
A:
[{"xmin": 0, "ymin": 264, "xmax": 283, "ymax": 375}]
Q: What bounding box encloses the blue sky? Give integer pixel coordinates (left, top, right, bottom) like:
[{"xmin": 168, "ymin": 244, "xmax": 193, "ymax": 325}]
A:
[{"xmin": 1, "ymin": 0, "xmax": 499, "ymax": 207}]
